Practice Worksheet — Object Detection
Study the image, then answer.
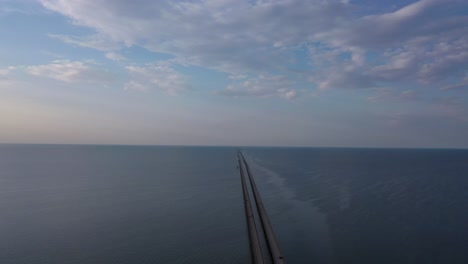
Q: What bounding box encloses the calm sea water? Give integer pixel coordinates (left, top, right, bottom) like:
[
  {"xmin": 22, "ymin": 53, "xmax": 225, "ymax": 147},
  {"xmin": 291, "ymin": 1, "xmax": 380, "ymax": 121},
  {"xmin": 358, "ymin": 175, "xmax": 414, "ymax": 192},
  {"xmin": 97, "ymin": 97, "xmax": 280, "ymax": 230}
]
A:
[{"xmin": 1, "ymin": 145, "xmax": 467, "ymax": 264}]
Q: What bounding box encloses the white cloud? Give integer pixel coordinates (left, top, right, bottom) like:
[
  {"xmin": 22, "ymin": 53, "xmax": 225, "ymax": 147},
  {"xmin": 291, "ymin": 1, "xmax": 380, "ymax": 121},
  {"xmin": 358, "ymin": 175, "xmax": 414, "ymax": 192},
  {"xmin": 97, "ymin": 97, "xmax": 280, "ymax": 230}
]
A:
[
  {"xmin": 317, "ymin": 70, "xmax": 375, "ymax": 90},
  {"xmin": 228, "ymin": 74, "xmax": 247, "ymax": 80},
  {"xmin": 49, "ymin": 34, "xmax": 120, "ymax": 51},
  {"xmin": 105, "ymin": 52, "xmax": 126, "ymax": 61},
  {"xmin": 25, "ymin": 60, "xmax": 113, "ymax": 84},
  {"xmin": 220, "ymin": 75, "xmax": 298, "ymax": 99},
  {"xmin": 442, "ymin": 74, "xmax": 468, "ymax": 91},
  {"xmin": 320, "ymin": 0, "xmax": 461, "ymax": 49},
  {"xmin": 0, "ymin": 66, "xmax": 17, "ymax": 86},
  {"xmin": 312, "ymin": 0, "xmax": 468, "ymax": 89},
  {"xmin": 40, "ymin": 0, "xmax": 351, "ymax": 74},
  {"xmin": 39, "ymin": 0, "xmax": 468, "ymax": 96},
  {"xmin": 442, "ymin": 82, "xmax": 468, "ymax": 91},
  {"xmin": 125, "ymin": 62, "xmax": 188, "ymax": 95},
  {"xmin": 0, "ymin": 0, "xmax": 43, "ymax": 16},
  {"xmin": 419, "ymin": 47, "xmax": 468, "ymax": 83},
  {"xmin": 371, "ymin": 51, "xmax": 419, "ymax": 80}
]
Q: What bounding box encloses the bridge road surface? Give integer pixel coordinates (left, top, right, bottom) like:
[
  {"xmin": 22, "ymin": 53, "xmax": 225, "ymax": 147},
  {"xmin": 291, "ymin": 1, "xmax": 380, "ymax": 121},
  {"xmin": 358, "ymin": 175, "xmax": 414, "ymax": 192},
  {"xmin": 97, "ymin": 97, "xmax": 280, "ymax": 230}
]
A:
[
  {"xmin": 240, "ymin": 152, "xmax": 286, "ymax": 264},
  {"xmin": 238, "ymin": 152, "xmax": 264, "ymax": 264}
]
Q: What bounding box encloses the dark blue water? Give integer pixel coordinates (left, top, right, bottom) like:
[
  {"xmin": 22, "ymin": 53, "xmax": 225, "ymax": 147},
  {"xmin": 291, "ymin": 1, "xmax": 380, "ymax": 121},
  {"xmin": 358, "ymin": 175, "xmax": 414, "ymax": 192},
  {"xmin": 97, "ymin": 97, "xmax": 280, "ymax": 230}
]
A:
[{"xmin": 1, "ymin": 145, "xmax": 468, "ymax": 263}]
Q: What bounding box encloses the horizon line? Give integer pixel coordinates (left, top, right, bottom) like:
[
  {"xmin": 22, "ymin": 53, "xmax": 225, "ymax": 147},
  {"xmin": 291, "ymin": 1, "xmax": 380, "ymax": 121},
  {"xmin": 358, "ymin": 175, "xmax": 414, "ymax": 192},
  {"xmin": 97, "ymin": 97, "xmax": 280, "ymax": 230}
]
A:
[{"xmin": 0, "ymin": 142, "xmax": 467, "ymax": 150}]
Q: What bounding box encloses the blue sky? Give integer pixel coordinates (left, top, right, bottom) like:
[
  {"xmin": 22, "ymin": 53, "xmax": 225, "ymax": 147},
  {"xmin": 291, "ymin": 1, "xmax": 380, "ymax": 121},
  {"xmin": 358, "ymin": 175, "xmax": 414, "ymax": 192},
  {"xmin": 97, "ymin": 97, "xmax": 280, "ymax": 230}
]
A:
[{"xmin": 1, "ymin": 0, "xmax": 467, "ymax": 148}]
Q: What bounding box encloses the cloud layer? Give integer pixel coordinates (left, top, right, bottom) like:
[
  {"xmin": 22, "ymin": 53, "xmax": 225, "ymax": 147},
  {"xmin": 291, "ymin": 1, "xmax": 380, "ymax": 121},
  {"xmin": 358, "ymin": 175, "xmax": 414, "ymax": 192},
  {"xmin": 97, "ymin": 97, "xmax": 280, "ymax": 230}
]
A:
[
  {"xmin": 38, "ymin": 0, "xmax": 468, "ymax": 98},
  {"xmin": 125, "ymin": 62, "xmax": 188, "ymax": 95},
  {"xmin": 220, "ymin": 75, "xmax": 297, "ymax": 99},
  {"xmin": 25, "ymin": 60, "xmax": 113, "ymax": 84}
]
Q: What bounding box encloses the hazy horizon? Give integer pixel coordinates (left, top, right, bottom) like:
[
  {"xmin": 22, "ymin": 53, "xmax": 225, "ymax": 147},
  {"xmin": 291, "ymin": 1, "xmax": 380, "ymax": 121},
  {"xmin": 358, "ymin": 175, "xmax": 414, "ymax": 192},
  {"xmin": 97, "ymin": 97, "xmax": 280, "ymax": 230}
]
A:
[{"xmin": 2, "ymin": 142, "xmax": 468, "ymax": 150}]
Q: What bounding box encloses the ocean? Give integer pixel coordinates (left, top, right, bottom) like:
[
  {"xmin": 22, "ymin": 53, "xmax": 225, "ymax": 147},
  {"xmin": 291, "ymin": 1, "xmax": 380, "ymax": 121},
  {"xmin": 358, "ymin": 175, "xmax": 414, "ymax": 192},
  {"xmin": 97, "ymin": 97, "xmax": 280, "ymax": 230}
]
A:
[{"xmin": 1, "ymin": 145, "xmax": 467, "ymax": 263}]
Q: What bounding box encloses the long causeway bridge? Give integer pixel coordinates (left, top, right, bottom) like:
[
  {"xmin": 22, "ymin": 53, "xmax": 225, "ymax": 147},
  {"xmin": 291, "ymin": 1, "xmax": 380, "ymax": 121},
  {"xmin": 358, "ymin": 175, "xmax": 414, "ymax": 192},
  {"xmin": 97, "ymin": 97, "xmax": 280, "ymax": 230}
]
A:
[{"xmin": 237, "ymin": 151, "xmax": 286, "ymax": 264}]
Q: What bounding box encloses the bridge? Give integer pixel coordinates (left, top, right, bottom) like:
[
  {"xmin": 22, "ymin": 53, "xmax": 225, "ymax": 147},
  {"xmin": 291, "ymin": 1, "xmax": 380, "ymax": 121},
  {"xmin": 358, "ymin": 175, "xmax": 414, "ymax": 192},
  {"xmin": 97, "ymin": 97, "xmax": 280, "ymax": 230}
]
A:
[{"xmin": 238, "ymin": 151, "xmax": 286, "ymax": 264}]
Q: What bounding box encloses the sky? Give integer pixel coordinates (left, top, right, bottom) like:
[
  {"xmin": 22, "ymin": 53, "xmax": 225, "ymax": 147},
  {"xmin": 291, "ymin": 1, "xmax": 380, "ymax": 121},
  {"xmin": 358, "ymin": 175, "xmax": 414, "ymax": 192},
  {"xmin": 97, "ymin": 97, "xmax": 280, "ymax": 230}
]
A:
[{"xmin": 0, "ymin": 0, "xmax": 467, "ymax": 148}]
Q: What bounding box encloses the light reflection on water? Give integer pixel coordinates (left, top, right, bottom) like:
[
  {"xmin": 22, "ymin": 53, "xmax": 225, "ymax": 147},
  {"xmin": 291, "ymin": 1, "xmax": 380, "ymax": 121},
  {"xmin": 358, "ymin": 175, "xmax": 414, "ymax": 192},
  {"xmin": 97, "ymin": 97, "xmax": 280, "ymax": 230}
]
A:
[
  {"xmin": 249, "ymin": 157, "xmax": 334, "ymax": 263},
  {"xmin": 244, "ymin": 148, "xmax": 468, "ymax": 264}
]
